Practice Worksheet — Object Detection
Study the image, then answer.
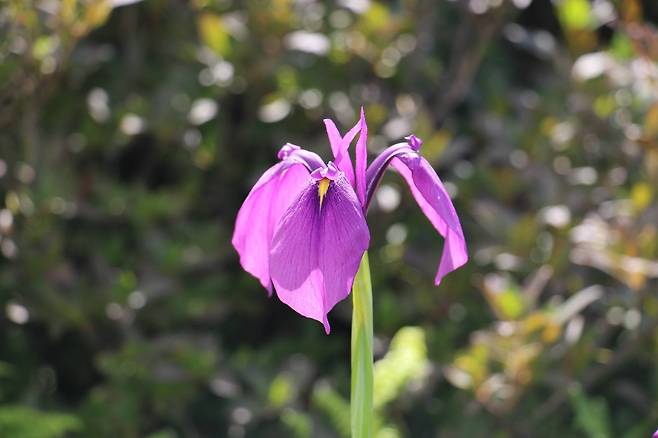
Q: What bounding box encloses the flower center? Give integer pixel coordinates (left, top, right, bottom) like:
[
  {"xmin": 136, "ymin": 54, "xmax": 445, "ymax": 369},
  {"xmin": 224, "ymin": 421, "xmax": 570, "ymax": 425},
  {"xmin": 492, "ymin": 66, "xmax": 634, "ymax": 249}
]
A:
[
  {"xmin": 318, "ymin": 178, "xmax": 330, "ymax": 209},
  {"xmin": 311, "ymin": 162, "xmax": 340, "ymax": 210}
]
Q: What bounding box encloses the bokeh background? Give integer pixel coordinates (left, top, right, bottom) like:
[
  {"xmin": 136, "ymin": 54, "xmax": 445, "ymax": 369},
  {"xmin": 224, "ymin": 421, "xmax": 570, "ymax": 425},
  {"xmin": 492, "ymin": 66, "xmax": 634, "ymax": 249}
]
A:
[{"xmin": 2, "ymin": 0, "xmax": 658, "ymax": 437}]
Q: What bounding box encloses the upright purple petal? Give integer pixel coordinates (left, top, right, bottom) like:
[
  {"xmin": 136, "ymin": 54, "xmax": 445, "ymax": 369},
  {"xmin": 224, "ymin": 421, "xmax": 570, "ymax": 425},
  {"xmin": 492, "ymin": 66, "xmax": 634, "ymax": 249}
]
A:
[
  {"xmin": 323, "ymin": 118, "xmax": 360, "ymax": 187},
  {"xmin": 391, "ymin": 155, "xmax": 467, "ymax": 284},
  {"xmin": 232, "ymin": 155, "xmax": 312, "ymax": 293},
  {"xmin": 323, "ymin": 120, "xmax": 344, "ymax": 158},
  {"xmin": 270, "ymin": 171, "xmax": 370, "ymax": 333},
  {"xmin": 354, "ymin": 107, "xmax": 368, "ymax": 207}
]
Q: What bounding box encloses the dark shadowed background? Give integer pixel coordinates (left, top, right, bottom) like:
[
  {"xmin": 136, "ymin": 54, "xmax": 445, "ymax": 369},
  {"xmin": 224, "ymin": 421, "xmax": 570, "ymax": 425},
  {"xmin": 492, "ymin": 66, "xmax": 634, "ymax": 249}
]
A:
[{"xmin": 1, "ymin": 0, "xmax": 658, "ymax": 437}]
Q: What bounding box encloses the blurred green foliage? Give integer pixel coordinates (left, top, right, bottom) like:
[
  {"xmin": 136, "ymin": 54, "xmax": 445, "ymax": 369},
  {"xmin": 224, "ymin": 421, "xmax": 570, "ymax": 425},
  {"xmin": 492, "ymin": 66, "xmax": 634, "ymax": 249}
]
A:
[
  {"xmin": 1, "ymin": 0, "xmax": 658, "ymax": 436},
  {"xmin": 0, "ymin": 405, "xmax": 81, "ymax": 438}
]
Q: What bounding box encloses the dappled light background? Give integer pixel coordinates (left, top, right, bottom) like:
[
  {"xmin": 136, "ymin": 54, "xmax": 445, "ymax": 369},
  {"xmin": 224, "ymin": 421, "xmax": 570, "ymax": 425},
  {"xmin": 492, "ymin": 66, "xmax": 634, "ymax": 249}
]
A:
[{"xmin": 1, "ymin": 0, "xmax": 658, "ymax": 437}]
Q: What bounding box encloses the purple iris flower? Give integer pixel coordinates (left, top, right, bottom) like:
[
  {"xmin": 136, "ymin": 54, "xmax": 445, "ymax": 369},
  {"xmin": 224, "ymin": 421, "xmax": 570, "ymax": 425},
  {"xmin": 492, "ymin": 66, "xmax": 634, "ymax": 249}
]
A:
[{"xmin": 232, "ymin": 109, "xmax": 467, "ymax": 333}]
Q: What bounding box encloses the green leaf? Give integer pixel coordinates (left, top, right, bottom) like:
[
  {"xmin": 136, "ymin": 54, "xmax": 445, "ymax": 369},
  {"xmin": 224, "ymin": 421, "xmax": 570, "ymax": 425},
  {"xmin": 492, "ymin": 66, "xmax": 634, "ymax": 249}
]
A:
[
  {"xmin": 197, "ymin": 13, "xmax": 230, "ymax": 56},
  {"xmin": 557, "ymin": 0, "xmax": 592, "ymax": 30},
  {"xmin": 268, "ymin": 374, "xmax": 293, "ymax": 408},
  {"xmin": 0, "ymin": 405, "xmax": 81, "ymax": 438},
  {"xmin": 610, "ymin": 33, "xmax": 634, "ymax": 60},
  {"xmin": 373, "ymin": 326, "xmax": 427, "ymax": 410},
  {"xmin": 569, "ymin": 385, "xmax": 612, "ymax": 438},
  {"xmin": 281, "ymin": 408, "xmax": 312, "ymax": 438},
  {"xmin": 312, "ymin": 383, "xmax": 350, "ymax": 438},
  {"xmin": 145, "ymin": 430, "xmax": 178, "ymax": 438}
]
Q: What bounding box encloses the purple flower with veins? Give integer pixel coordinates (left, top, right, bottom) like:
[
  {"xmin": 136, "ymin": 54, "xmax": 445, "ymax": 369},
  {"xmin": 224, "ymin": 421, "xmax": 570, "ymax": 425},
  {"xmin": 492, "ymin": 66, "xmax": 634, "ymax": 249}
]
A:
[{"xmin": 232, "ymin": 109, "xmax": 467, "ymax": 333}]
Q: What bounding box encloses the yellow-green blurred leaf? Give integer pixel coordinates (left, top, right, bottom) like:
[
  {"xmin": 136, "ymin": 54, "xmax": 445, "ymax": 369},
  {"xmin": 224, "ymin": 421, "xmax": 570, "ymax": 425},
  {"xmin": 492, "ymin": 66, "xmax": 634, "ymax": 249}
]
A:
[
  {"xmin": 59, "ymin": 0, "xmax": 78, "ymax": 26},
  {"xmin": 631, "ymin": 182, "xmax": 653, "ymax": 212},
  {"xmin": 593, "ymin": 94, "xmax": 615, "ymax": 119},
  {"xmin": 269, "ymin": 374, "xmax": 293, "ymax": 408},
  {"xmin": 84, "ymin": 1, "xmax": 113, "ymax": 30},
  {"xmin": 373, "ymin": 327, "xmax": 427, "ymax": 410},
  {"xmin": 360, "ymin": 3, "xmax": 391, "ymax": 34},
  {"xmin": 557, "ymin": 0, "xmax": 592, "ymax": 30},
  {"xmin": 497, "ymin": 288, "xmax": 525, "ymax": 320},
  {"xmin": 483, "ymin": 275, "xmax": 525, "ymax": 320},
  {"xmin": 32, "ymin": 36, "xmax": 56, "ymax": 60},
  {"xmin": 198, "ymin": 13, "xmax": 230, "ymax": 56},
  {"xmin": 281, "ymin": 409, "xmax": 312, "ymax": 438},
  {"xmin": 610, "ymin": 33, "xmax": 634, "ymax": 60},
  {"xmin": 422, "ymin": 130, "xmax": 451, "ymax": 162},
  {"xmin": 0, "ymin": 405, "xmax": 82, "ymax": 438}
]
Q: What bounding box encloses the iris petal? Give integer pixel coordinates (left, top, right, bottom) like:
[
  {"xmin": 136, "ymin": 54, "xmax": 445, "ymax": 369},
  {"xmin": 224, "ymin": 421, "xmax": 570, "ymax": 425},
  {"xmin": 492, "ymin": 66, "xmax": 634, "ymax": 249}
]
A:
[
  {"xmin": 232, "ymin": 161, "xmax": 310, "ymax": 293},
  {"xmin": 323, "ymin": 118, "xmax": 360, "ymax": 187},
  {"xmin": 270, "ymin": 173, "xmax": 370, "ymax": 333},
  {"xmin": 391, "ymin": 155, "xmax": 468, "ymax": 284},
  {"xmin": 354, "ymin": 107, "xmax": 368, "ymax": 206},
  {"xmin": 365, "ymin": 139, "xmax": 467, "ymax": 285}
]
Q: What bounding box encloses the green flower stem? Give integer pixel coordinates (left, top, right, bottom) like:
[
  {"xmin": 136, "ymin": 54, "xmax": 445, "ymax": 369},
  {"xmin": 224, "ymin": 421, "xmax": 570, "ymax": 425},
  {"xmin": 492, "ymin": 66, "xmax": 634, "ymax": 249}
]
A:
[{"xmin": 351, "ymin": 251, "xmax": 374, "ymax": 438}]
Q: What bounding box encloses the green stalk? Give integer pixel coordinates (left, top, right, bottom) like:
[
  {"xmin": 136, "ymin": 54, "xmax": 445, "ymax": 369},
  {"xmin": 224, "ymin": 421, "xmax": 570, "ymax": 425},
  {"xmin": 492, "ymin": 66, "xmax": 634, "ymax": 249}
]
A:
[{"xmin": 351, "ymin": 251, "xmax": 373, "ymax": 438}]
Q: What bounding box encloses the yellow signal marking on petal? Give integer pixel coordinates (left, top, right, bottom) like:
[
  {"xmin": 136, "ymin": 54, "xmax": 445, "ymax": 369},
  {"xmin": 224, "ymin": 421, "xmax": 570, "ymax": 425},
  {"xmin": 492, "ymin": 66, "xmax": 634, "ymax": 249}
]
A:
[{"xmin": 318, "ymin": 178, "xmax": 331, "ymax": 209}]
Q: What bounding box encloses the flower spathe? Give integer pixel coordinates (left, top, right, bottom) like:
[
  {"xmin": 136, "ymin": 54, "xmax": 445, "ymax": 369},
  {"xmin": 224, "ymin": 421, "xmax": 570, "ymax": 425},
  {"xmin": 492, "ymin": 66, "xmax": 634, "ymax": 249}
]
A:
[{"xmin": 232, "ymin": 109, "xmax": 468, "ymax": 333}]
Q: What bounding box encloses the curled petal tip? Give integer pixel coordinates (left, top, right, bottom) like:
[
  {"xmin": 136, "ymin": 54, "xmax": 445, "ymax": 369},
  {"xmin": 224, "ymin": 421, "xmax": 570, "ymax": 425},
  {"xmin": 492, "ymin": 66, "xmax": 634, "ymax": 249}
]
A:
[
  {"xmin": 405, "ymin": 134, "xmax": 422, "ymax": 152},
  {"xmin": 277, "ymin": 143, "xmax": 301, "ymax": 160}
]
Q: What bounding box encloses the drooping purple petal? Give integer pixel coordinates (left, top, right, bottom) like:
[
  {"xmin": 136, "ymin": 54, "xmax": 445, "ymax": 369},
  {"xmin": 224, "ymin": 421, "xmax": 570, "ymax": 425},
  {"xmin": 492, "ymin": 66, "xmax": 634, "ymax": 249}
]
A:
[
  {"xmin": 269, "ymin": 170, "xmax": 370, "ymax": 333},
  {"xmin": 354, "ymin": 107, "xmax": 368, "ymax": 207},
  {"xmin": 323, "ymin": 118, "xmax": 360, "ymax": 187},
  {"xmin": 365, "ymin": 136, "xmax": 467, "ymax": 284},
  {"xmin": 391, "ymin": 155, "xmax": 467, "ymax": 284},
  {"xmin": 232, "ymin": 145, "xmax": 323, "ymax": 293}
]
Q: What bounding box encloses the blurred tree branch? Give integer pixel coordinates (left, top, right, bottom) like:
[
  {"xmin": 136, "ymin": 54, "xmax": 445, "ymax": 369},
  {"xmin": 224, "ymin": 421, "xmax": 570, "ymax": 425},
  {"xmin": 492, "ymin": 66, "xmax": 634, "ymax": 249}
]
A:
[{"xmin": 433, "ymin": 0, "xmax": 516, "ymax": 127}]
